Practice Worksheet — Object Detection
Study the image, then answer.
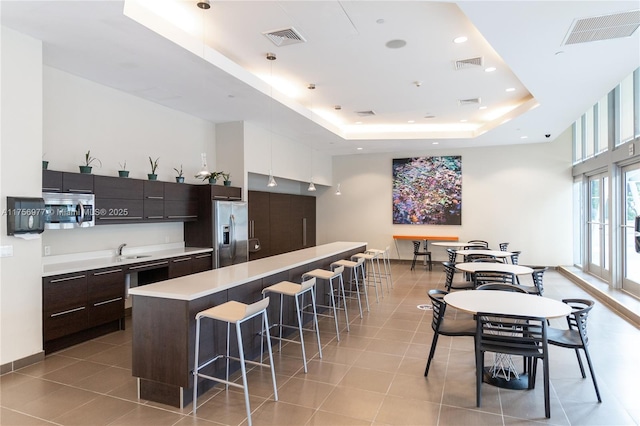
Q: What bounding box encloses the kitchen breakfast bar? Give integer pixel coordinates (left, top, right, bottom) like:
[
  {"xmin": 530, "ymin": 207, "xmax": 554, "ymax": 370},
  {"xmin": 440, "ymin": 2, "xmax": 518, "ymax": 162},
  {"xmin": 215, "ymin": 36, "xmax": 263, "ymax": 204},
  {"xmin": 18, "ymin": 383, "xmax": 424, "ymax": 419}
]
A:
[{"xmin": 128, "ymin": 241, "xmax": 366, "ymax": 408}]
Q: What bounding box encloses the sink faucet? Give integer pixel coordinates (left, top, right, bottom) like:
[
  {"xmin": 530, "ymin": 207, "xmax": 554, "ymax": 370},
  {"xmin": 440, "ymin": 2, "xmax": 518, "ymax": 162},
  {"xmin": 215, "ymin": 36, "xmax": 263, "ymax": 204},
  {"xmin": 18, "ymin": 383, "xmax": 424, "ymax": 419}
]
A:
[{"xmin": 117, "ymin": 243, "xmax": 127, "ymax": 256}]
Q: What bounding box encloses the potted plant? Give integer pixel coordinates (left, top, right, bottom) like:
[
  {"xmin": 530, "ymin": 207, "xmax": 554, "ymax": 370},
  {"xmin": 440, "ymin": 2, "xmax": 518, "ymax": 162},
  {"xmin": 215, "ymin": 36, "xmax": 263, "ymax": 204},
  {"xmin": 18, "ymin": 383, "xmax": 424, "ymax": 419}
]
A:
[
  {"xmin": 80, "ymin": 150, "xmax": 101, "ymax": 174},
  {"xmin": 197, "ymin": 171, "xmax": 219, "ymax": 184},
  {"xmin": 221, "ymin": 172, "xmax": 231, "ymax": 186},
  {"xmin": 174, "ymin": 165, "xmax": 185, "ymax": 183},
  {"xmin": 118, "ymin": 161, "xmax": 129, "ymax": 178},
  {"xmin": 148, "ymin": 156, "xmax": 159, "ymax": 180}
]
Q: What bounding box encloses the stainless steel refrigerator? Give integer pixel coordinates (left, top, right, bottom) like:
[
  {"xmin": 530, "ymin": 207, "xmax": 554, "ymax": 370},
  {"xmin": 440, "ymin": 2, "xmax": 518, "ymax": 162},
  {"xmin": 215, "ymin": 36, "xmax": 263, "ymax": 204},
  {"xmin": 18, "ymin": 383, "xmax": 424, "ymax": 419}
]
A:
[{"xmin": 213, "ymin": 201, "xmax": 248, "ymax": 268}]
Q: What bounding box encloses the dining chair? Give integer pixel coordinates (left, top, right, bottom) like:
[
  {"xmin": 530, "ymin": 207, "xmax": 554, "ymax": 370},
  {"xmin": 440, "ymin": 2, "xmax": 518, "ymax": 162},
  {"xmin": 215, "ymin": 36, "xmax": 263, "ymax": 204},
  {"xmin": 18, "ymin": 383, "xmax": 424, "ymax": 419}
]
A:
[
  {"xmin": 410, "ymin": 240, "xmax": 432, "ymax": 271},
  {"xmin": 475, "ymin": 312, "xmax": 550, "ymax": 418},
  {"xmin": 446, "ymin": 248, "xmax": 458, "ymax": 263},
  {"xmin": 424, "ymin": 289, "xmax": 475, "ymax": 377},
  {"xmin": 529, "ymin": 266, "xmax": 548, "ymax": 296},
  {"xmin": 467, "ymin": 240, "xmax": 489, "ymax": 249},
  {"xmin": 547, "ymin": 299, "xmax": 602, "ymax": 402},
  {"xmin": 475, "ymin": 282, "xmax": 527, "ymax": 293},
  {"xmin": 472, "ymin": 270, "xmax": 516, "ymax": 288},
  {"xmin": 442, "ymin": 262, "xmax": 475, "ymax": 291},
  {"xmin": 498, "ymin": 242, "xmax": 510, "ymax": 251}
]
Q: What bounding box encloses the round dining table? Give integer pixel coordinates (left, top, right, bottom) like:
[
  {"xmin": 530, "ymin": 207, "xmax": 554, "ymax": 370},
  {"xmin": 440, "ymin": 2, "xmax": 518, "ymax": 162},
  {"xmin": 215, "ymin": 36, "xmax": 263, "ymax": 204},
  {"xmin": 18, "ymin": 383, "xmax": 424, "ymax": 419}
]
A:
[
  {"xmin": 454, "ymin": 262, "xmax": 533, "ymax": 275},
  {"xmin": 453, "ymin": 249, "xmax": 513, "ymax": 259},
  {"xmin": 444, "ymin": 290, "xmax": 571, "ymax": 389},
  {"xmin": 431, "ymin": 242, "xmax": 485, "ymax": 248}
]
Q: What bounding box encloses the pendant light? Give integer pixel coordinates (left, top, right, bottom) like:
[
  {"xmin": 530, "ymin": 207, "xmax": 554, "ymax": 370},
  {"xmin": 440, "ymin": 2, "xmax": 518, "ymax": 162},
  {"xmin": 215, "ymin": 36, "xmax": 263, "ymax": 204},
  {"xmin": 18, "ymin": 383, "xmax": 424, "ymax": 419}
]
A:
[
  {"xmin": 307, "ymin": 83, "xmax": 316, "ymax": 192},
  {"xmin": 266, "ymin": 52, "xmax": 277, "ymax": 187},
  {"xmin": 335, "ymin": 183, "xmax": 342, "ymax": 196},
  {"xmin": 194, "ymin": 1, "xmax": 211, "ymax": 179}
]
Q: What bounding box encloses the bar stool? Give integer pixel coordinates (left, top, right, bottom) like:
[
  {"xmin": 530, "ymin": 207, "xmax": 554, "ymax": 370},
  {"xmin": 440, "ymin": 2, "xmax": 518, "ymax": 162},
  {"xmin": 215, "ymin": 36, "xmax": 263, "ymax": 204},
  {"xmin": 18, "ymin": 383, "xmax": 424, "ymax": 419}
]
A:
[
  {"xmin": 261, "ymin": 277, "xmax": 322, "ymax": 373},
  {"xmin": 330, "ymin": 257, "xmax": 369, "ymax": 318},
  {"xmin": 302, "ymin": 265, "xmax": 349, "ymax": 341},
  {"xmin": 351, "ymin": 252, "xmax": 382, "ymax": 303},
  {"xmin": 366, "ymin": 247, "xmax": 393, "ymax": 291},
  {"xmin": 193, "ymin": 298, "xmax": 277, "ymax": 426}
]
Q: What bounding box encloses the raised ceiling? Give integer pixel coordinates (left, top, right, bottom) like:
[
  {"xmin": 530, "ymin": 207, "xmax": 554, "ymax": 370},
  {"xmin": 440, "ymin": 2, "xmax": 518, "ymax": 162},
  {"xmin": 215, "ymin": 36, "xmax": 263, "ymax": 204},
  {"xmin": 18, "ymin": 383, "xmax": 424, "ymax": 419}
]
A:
[{"xmin": 1, "ymin": 1, "xmax": 639, "ymax": 155}]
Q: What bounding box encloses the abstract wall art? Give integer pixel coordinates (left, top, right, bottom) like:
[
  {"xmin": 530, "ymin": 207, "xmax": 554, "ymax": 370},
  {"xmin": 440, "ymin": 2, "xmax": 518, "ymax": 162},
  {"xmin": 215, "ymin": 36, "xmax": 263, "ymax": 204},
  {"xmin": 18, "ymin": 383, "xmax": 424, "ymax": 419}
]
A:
[{"xmin": 392, "ymin": 156, "xmax": 462, "ymax": 225}]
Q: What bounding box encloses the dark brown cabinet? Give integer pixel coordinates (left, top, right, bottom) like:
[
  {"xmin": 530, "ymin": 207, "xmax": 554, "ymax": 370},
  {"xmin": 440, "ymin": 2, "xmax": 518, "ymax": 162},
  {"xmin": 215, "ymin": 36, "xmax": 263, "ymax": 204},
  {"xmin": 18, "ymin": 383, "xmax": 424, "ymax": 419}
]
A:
[
  {"xmin": 164, "ymin": 182, "xmax": 198, "ymax": 221},
  {"xmin": 42, "ymin": 170, "xmax": 93, "ymax": 193},
  {"xmin": 191, "ymin": 252, "xmax": 214, "ymax": 273},
  {"xmin": 87, "ymin": 267, "xmax": 125, "ymax": 328},
  {"xmin": 94, "ymin": 175, "xmax": 144, "ymax": 224},
  {"xmin": 184, "ymin": 185, "xmax": 242, "ymax": 248},
  {"xmin": 168, "ymin": 255, "xmax": 193, "ymax": 278},
  {"xmin": 248, "ymin": 191, "xmax": 316, "ymax": 259},
  {"xmin": 43, "ymin": 272, "xmax": 88, "ymax": 343},
  {"xmin": 143, "ymin": 180, "xmax": 164, "ymax": 221}
]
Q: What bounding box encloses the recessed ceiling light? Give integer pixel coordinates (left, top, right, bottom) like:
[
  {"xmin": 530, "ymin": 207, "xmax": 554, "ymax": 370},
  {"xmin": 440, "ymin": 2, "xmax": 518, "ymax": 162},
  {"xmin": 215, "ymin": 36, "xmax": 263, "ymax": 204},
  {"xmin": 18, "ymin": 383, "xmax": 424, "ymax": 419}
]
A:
[
  {"xmin": 520, "ymin": 136, "xmax": 528, "ymax": 139},
  {"xmin": 424, "ymin": 115, "xmax": 436, "ymax": 119},
  {"xmin": 408, "ymin": 120, "xmax": 415, "ymax": 123},
  {"xmin": 484, "ymin": 67, "xmax": 496, "ymax": 72},
  {"xmin": 385, "ymin": 39, "xmax": 407, "ymax": 49},
  {"xmin": 479, "ymin": 106, "xmax": 487, "ymax": 110},
  {"xmin": 357, "ymin": 147, "xmax": 363, "ymax": 150},
  {"xmin": 355, "ymin": 121, "xmax": 362, "ymax": 125},
  {"xmin": 376, "ymin": 18, "xmax": 385, "ymax": 24},
  {"xmin": 453, "ymin": 36, "xmax": 468, "ymax": 44},
  {"xmin": 506, "ymin": 87, "xmax": 516, "ymax": 92},
  {"xmin": 432, "ymin": 142, "xmax": 439, "ymax": 145},
  {"xmin": 460, "ymin": 119, "xmax": 468, "ymax": 123}
]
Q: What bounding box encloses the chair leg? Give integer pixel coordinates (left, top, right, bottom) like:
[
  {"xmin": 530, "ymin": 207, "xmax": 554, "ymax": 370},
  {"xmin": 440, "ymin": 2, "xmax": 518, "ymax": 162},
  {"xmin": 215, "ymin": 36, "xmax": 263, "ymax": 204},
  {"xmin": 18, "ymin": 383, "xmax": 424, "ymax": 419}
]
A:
[
  {"xmin": 294, "ymin": 294, "xmax": 308, "ymax": 373},
  {"xmin": 476, "ymin": 349, "xmax": 484, "ymax": 408},
  {"xmin": 582, "ymin": 347, "xmax": 603, "ymax": 402},
  {"xmin": 424, "ymin": 332, "xmax": 440, "ymax": 377},
  {"xmin": 427, "ymin": 253, "xmax": 432, "ymax": 271},
  {"xmin": 192, "ymin": 317, "xmax": 201, "ymax": 414},
  {"xmin": 235, "ymin": 322, "xmax": 252, "ymax": 426},
  {"xmin": 410, "ymin": 254, "xmax": 417, "ymax": 270},
  {"xmin": 574, "ymin": 348, "xmax": 586, "ymax": 378},
  {"xmin": 543, "ymin": 357, "xmax": 550, "ymax": 418}
]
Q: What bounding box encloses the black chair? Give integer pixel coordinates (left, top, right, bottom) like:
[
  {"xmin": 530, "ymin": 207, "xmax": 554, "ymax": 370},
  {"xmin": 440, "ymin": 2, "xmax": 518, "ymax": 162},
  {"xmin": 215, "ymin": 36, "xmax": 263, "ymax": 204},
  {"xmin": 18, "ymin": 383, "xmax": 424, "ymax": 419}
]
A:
[
  {"xmin": 467, "ymin": 240, "xmax": 489, "ymax": 249},
  {"xmin": 529, "ymin": 266, "xmax": 548, "ymax": 296},
  {"xmin": 424, "ymin": 289, "xmax": 475, "ymax": 377},
  {"xmin": 446, "ymin": 248, "xmax": 458, "ymax": 263},
  {"xmin": 442, "ymin": 262, "xmax": 475, "ymax": 291},
  {"xmin": 547, "ymin": 299, "xmax": 602, "ymax": 403},
  {"xmin": 472, "ymin": 270, "xmax": 516, "ymax": 288},
  {"xmin": 410, "ymin": 240, "xmax": 432, "ymax": 271},
  {"xmin": 498, "ymin": 242, "xmax": 509, "ymax": 251},
  {"xmin": 476, "ymin": 313, "xmax": 550, "ymax": 418},
  {"xmin": 475, "ymin": 282, "xmax": 527, "ymax": 292}
]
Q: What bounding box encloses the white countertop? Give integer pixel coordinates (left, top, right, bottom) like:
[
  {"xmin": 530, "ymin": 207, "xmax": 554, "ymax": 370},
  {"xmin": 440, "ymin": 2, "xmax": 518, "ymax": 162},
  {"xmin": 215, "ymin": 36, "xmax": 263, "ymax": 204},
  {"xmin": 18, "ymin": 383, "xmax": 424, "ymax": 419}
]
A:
[
  {"xmin": 42, "ymin": 245, "xmax": 213, "ymax": 277},
  {"xmin": 128, "ymin": 241, "xmax": 367, "ymax": 301}
]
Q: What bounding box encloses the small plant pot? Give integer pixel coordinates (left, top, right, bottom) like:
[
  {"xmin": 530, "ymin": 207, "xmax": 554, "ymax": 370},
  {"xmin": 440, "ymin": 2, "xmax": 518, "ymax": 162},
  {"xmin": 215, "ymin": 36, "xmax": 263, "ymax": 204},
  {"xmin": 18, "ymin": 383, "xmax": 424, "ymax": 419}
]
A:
[
  {"xmin": 208, "ymin": 177, "xmax": 218, "ymax": 185},
  {"xmin": 79, "ymin": 165, "xmax": 92, "ymax": 174},
  {"xmin": 148, "ymin": 173, "xmax": 158, "ymax": 180},
  {"xmin": 118, "ymin": 170, "xmax": 129, "ymax": 178},
  {"xmin": 42, "ymin": 160, "xmax": 49, "ymax": 170},
  {"xmin": 176, "ymin": 176, "xmax": 185, "ymax": 183},
  {"xmin": 224, "ymin": 180, "xmax": 231, "ymax": 187}
]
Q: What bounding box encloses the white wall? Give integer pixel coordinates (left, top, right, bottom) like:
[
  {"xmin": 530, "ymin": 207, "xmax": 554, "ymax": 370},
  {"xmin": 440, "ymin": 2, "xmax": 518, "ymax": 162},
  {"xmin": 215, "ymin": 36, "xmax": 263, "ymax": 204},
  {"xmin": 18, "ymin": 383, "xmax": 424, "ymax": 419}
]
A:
[
  {"xmin": 0, "ymin": 27, "xmax": 44, "ymax": 365},
  {"xmin": 41, "ymin": 66, "xmax": 218, "ymax": 256},
  {"xmin": 317, "ymin": 128, "xmax": 574, "ymax": 266}
]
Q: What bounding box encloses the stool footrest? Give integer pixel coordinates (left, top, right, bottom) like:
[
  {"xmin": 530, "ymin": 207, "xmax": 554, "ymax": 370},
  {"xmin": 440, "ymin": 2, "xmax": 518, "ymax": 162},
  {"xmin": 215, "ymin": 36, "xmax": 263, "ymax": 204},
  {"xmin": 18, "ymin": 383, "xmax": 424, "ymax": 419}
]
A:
[
  {"xmin": 195, "ymin": 354, "xmax": 224, "ymax": 372},
  {"xmin": 195, "ymin": 372, "xmax": 244, "ymax": 390}
]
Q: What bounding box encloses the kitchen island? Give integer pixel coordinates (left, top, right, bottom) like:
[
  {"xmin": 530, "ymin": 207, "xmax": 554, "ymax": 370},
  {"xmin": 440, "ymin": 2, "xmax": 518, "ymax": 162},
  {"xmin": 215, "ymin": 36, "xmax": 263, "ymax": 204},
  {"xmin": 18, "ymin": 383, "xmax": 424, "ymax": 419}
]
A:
[{"xmin": 129, "ymin": 241, "xmax": 367, "ymax": 407}]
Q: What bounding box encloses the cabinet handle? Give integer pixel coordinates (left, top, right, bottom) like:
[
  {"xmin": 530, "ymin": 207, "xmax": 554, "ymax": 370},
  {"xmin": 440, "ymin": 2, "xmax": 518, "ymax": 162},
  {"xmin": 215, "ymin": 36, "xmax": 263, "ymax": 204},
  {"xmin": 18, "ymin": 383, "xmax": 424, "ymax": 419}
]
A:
[
  {"xmin": 212, "ymin": 195, "xmax": 228, "ymax": 199},
  {"xmin": 67, "ymin": 189, "xmax": 92, "ymax": 193},
  {"xmin": 50, "ymin": 274, "xmax": 86, "ymax": 283},
  {"xmin": 93, "ymin": 269, "xmax": 123, "ymax": 276},
  {"xmin": 128, "ymin": 261, "xmax": 169, "ymax": 270},
  {"xmin": 146, "ymin": 196, "xmax": 164, "ymax": 200},
  {"xmin": 195, "ymin": 253, "xmax": 211, "ymax": 259},
  {"xmin": 229, "ymin": 197, "xmax": 242, "ymax": 200},
  {"xmin": 146, "ymin": 216, "xmax": 164, "ymax": 219},
  {"xmin": 43, "ymin": 187, "xmax": 61, "ymax": 191},
  {"xmin": 51, "ymin": 306, "xmax": 85, "ymax": 317},
  {"xmin": 97, "ymin": 217, "xmax": 143, "ymax": 220},
  {"xmin": 93, "ymin": 297, "xmax": 123, "ymax": 307},
  {"xmin": 303, "ymin": 217, "xmax": 307, "ymax": 246},
  {"xmin": 166, "ymin": 215, "xmax": 197, "ymax": 219},
  {"xmin": 172, "ymin": 257, "xmax": 191, "ymax": 263}
]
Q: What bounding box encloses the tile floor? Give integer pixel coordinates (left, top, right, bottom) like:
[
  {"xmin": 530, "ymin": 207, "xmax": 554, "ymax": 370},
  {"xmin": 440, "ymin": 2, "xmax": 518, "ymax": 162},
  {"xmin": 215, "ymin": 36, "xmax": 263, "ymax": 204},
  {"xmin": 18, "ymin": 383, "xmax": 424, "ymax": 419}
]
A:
[{"xmin": 2, "ymin": 265, "xmax": 639, "ymax": 425}]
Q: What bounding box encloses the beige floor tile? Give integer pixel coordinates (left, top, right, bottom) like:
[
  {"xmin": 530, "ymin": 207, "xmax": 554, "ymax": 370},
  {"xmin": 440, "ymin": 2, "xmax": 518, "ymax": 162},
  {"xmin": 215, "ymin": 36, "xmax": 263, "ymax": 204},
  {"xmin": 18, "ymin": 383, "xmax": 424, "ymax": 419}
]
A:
[
  {"xmin": 387, "ymin": 372, "xmax": 445, "ymax": 404},
  {"xmin": 192, "ymin": 388, "xmax": 264, "ymax": 425},
  {"xmin": 0, "ymin": 406, "xmax": 58, "ymax": 425},
  {"xmin": 73, "ymin": 365, "xmax": 133, "ymax": 394},
  {"xmin": 57, "ymin": 340, "xmax": 117, "ymax": 359},
  {"xmin": 337, "ymin": 366, "xmax": 394, "ymax": 393},
  {"xmin": 292, "ymin": 359, "xmax": 350, "ymax": 385},
  {"xmin": 353, "ymin": 350, "xmax": 402, "ymax": 373},
  {"xmin": 14, "ymin": 355, "xmax": 79, "ymax": 378},
  {"xmin": 86, "ymin": 344, "xmax": 133, "ymax": 368},
  {"xmin": 374, "ymin": 394, "xmax": 440, "ymax": 425},
  {"xmin": 17, "ymin": 385, "xmax": 98, "ymax": 420},
  {"xmin": 306, "ymin": 409, "xmax": 371, "ymax": 426},
  {"xmin": 0, "ymin": 375, "xmax": 63, "ymax": 410},
  {"xmin": 364, "ymin": 337, "xmax": 410, "ymax": 357},
  {"xmin": 51, "ymin": 394, "xmax": 137, "ymax": 425},
  {"xmin": 313, "ymin": 345, "xmax": 363, "ymax": 366},
  {"xmin": 274, "ymin": 376, "xmax": 334, "ymax": 408},
  {"xmin": 248, "ymin": 399, "xmax": 316, "ymax": 425},
  {"xmin": 109, "ymin": 404, "xmax": 186, "ymax": 425},
  {"xmin": 320, "ymin": 386, "xmax": 385, "ymax": 422}
]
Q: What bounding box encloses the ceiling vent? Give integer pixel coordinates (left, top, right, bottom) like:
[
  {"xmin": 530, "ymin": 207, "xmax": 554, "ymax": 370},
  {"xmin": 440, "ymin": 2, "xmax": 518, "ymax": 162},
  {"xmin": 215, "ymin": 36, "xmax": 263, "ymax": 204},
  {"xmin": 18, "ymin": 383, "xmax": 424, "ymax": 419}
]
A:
[
  {"xmin": 356, "ymin": 110, "xmax": 376, "ymax": 117},
  {"xmin": 562, "ymin": 9, "xmax": 640, "ymax": 45},
  {"xmin": 458, "ymin": 98, "xmax": 481, "ymax": 106},
  {"xmin": 454, "ymin": 56, "xmax": 483, "ymax": 70},
  {"xmin": 263, "ymin": 27, "xmax": 306, "ymax": 47}
]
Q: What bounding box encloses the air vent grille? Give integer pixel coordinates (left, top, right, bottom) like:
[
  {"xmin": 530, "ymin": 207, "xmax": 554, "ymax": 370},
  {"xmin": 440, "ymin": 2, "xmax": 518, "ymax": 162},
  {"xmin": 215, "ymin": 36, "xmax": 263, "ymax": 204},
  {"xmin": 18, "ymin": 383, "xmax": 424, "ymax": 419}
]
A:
[
  {"xmin": 356, "ymin": 110, "xmax": 376, "ymax": 117},
  {"xmin": 563, "ymin": 10, "xmax": 640, "ymax": 45},
  {"xmin": 458, "ymin": 98, "xmax": 481, "ymax": 106},
  {"xmin": 454, "ymin": 56, "xmax": 483, "ymax": 70},
  {"xmin": 263, "ymin": 27, "xmax": 306, "ymax": 47}
]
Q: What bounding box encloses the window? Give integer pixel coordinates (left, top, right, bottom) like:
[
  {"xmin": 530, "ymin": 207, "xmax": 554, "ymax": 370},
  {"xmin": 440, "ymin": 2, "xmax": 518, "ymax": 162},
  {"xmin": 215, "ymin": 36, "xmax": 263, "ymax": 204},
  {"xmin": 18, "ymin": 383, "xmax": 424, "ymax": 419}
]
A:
[
  {"xmin": 573, "ymin": 120, "xmax": 583, "ymax": 164},
  {"xmin": 618, "ymin": 71, "xmax": 637, "ymax": 145},
  {"xmin": 585, "ymin": 107, "xmax": 595, "ymax": 158},
  {"xmin": 596, "ymin": 94, "xmax": 609, "ymax": 154}
]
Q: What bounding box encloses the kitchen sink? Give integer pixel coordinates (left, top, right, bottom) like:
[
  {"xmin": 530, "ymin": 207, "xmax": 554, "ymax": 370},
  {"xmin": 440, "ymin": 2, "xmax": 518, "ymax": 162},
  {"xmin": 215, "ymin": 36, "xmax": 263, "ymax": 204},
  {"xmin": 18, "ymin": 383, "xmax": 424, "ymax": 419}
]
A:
[{"xmin": 120, "ymin": 255, "xmax": 151, "ymax": 260}]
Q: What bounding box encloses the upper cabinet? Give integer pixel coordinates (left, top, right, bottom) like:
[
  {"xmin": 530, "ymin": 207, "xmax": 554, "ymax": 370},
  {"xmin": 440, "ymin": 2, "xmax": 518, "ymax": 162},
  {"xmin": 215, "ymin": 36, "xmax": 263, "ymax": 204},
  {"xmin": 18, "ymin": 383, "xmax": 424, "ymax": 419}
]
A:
[
  {"xmin": 94, "ymin": 175, "xmax": 144, "ymax": 224},
  {"xmin": 43, "ymin": 170, "xmax": 93, "ymax": 193}
]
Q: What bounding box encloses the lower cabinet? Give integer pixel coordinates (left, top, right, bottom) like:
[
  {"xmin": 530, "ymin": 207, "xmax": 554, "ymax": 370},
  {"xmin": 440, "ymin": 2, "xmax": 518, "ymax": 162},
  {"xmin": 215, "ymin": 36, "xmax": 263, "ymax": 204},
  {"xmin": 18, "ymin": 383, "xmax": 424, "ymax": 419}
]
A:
[
  {"xmin": 87, "ymin": 267, "xmax": 125, "ymax": 328},
  {"xmin": 169, "ymin": 253, "xmax": 214, "ymax": 278},
  {"xmin": 43, "ymin": 272, "xmax": 88, "ymax": 342}
]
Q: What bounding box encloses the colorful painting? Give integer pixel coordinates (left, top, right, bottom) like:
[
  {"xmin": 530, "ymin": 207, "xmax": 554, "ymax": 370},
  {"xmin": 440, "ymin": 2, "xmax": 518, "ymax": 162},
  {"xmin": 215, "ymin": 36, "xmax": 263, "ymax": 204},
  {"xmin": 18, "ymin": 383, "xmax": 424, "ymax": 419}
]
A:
[{"xmin": 392, "ymin": 156, "xmax": 462, "ymax": 225}]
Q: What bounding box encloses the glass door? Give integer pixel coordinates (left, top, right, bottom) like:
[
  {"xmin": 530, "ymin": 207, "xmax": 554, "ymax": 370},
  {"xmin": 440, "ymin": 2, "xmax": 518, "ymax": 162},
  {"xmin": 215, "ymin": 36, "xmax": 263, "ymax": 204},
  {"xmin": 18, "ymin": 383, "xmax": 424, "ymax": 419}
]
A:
[
  {"xmin": 587, "ymin": 173, "xmax": 609, "ymax": 281},
  {"xmin": 622, "ymin": 164, "xmax": 640, "ymax": 298}
]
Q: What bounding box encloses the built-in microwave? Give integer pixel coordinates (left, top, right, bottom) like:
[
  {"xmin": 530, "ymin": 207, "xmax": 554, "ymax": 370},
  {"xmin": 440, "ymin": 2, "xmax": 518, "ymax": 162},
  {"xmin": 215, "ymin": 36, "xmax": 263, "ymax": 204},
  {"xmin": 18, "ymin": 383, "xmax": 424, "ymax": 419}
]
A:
[{"xmin": 42, "ymin": 192, "xmax": 95, "ymax": 229}]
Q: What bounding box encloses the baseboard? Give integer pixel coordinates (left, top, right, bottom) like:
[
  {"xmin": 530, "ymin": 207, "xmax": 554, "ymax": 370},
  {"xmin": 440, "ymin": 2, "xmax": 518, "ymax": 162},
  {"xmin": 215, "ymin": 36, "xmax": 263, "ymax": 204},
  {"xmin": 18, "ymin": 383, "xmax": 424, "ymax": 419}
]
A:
[{"xmin": 0, "ymin": 350, "xmax": 45, "ymax": 375}]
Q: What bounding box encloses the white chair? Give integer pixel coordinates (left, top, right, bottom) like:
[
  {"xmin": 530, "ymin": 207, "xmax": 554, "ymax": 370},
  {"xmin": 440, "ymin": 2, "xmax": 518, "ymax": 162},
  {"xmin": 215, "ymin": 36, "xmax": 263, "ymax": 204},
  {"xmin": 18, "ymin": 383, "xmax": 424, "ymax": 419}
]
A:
[
  {"xmin": 193, "ymin": 298, "xmax": 277, "ymax": 426},
  {"xmin": 351, "ymin": 252, "xmax": 383, "ymax": 302},
  {"xmin": 261, "ymin": 277, "xmax": 322, "ymax": 373},
  {"xmin": 331, "ymin": 257, "xmax": 369, "ymax": 318},
  {"xmin": 366, "ymin": 246, "xmax": 393, "ymax": 291},
  {"xmin": 302, "ymin": 266, "xmax": 349, "ymax": 341}
]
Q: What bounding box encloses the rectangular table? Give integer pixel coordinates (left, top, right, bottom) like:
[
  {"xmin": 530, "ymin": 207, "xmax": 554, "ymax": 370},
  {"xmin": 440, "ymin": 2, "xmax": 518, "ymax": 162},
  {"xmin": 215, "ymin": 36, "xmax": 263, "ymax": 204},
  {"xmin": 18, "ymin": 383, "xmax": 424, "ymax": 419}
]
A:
[{"xmin": 392, "ymin": 235, "xmax": 458, "ymax": 265}]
